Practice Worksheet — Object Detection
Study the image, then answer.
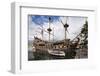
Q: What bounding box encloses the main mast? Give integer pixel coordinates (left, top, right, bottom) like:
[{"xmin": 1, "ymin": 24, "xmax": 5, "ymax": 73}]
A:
[
  {"xmin": 47, "ymin": 17, "xmax": 52, "ymax": 42},
  {"xmin": 64, "ymin": 18, "xmax": 69, "ymax": 41}
]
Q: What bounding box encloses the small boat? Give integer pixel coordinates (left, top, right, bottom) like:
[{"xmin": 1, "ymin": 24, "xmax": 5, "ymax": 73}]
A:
[
  {"xmin": 48, "ymin": 49, "xmax": 65, "ymax": 56},
  {"xmin": 48, "ymin": 49, "xmax": 65, "ymax": 59}
]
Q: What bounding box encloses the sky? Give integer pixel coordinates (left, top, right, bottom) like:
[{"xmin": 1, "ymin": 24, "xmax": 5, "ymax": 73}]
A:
[{"xmin": 28, "ymin": 15, "xmax": 87, "ymax": 41}]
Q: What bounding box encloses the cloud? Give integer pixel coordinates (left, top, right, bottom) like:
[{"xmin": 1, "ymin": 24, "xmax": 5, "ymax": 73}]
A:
[
  {"xmin": 28, "ymin": 16, "xmax": 86, "ymax": 41},
  {"xmin": 30, "ymin": 15, "xmax": 60, "ymax": 25}
]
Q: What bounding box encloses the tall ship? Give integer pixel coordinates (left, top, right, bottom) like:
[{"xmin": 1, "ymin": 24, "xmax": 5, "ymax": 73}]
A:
[{"xmin": 31, "ymin": 17, "xmax": 88, "ymax": 60}]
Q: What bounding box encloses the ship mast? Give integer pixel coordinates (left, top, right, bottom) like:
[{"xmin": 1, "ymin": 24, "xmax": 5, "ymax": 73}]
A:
[
  {"xmin": 41, "ymin": 25, "xmax": 43, "ymax": 41},
  {"xmin": 53, "ymin": 27, "xmax": 54, "ymax": 42},
  {"xmin": 47, "ymin": 17, "xmax": 52, "ymax": 49},
  {"xmin": 60, "ymin": 17, "xmax": 69, "ymax": 41},
  {"xmin": 64, "ymin": 17, "xmax": 69, "ymax": 41},
  {"xmin": 47, "ymin": 17, "xmax": 52, "ymax": 42}
]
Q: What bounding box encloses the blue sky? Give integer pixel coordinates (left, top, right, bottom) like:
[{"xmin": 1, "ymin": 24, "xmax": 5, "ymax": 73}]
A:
[
  {"xmin": 28, "ymin": 15, "xmax": 86, "ymax": 41},
  {"xmin": 31, "ymin": 15, "xmax": 60, "ymax": 25}
]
